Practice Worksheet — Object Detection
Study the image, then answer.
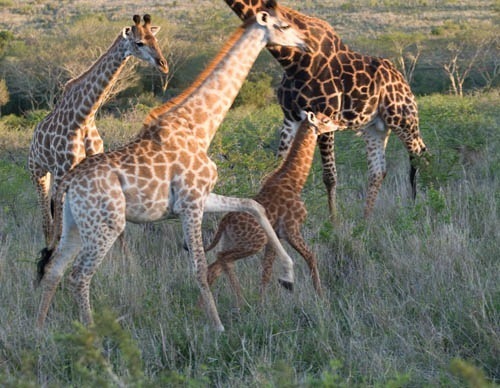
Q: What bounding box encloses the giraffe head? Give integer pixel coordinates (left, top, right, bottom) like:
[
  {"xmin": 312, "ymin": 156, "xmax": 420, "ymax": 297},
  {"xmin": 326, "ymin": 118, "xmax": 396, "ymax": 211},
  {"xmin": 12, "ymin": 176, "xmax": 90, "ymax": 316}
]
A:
[
  {"xmin": 254, "ymin": 1, "xmax": 307, "ymax": 51},
  {"xmin": 301, "ymin": 111, "xmax": 342, "ymax": 136},
  {"xmin": 122, "ymin": 14, "xmax": 169, "ymax": 74}
]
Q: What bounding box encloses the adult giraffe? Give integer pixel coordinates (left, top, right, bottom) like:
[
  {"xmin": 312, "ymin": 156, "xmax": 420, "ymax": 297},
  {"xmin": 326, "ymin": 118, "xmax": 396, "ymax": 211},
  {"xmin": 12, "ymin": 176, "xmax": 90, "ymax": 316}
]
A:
[
  {"xmin": 35, "ymin": 2, "xmax": 306, "ymax": 332},
  {"xmin": 28, "ymin": 15, "xmax": 168, "ymax": 245},
  {"xmin": 224, "ymin": 0, "xmax": 428, "ymax": 218}
]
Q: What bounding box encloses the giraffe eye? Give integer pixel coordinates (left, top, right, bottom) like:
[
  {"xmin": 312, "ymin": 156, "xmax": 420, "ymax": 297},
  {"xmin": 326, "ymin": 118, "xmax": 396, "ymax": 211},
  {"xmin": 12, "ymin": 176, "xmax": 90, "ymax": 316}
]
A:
[
  {"xmin": 281, "ymin": 24, "xmax": 291, "ymax": 30},
  {"xmin": 135, "ymin": 41, "xmax": 145, "ymax": 47}
]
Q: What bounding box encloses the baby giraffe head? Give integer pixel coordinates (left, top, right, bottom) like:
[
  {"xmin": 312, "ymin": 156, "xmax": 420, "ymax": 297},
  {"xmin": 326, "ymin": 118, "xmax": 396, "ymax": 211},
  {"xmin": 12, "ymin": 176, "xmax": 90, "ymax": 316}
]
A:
[
  {"xmin": 122, "ymin": 14, "xmax": 169, "ymax": 74},
  {"xmin": 301, "ymin": 111, "xmax": 342, "ymax": 136},
  {"xmin": 254, "ymin": 1, "xmax": 307, "ymax": 51}
]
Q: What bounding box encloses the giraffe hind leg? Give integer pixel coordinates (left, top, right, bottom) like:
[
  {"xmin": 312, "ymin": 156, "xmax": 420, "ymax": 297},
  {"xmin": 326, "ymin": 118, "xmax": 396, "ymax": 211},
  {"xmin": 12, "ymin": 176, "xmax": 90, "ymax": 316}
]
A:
[
  {"xmin": 68, "ymin": 226, "xmax": 122, "ymax": 326},
  {"xmin": 36, "ymin": 214, "xmax": 81, "ymax": 328}
]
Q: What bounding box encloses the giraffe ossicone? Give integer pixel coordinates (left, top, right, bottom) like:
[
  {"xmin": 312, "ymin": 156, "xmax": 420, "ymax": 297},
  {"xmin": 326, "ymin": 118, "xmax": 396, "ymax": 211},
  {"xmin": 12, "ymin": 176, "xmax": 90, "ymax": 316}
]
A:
[
  {"xmin": 28, "ymin": 14, "xmax": 168, "ymax": 245},
  {"xmin": 35, "ymin": 3, "xmax": 306, "ymax": 333}
]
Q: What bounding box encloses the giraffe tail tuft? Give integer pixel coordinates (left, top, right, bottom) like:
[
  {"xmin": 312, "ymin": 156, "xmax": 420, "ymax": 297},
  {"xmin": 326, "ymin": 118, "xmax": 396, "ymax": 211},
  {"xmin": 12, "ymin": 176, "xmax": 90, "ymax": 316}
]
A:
[
  {"xmin": 278, "ymin": 278, "xmax": 294, "ymax": 292},
  {"xmin": 204, "ymin": 219, "xmax": 226, "ymax": 253},
  {"xmin": 35, "ymin": 247, "xmax": 54, "ymax": 286}
]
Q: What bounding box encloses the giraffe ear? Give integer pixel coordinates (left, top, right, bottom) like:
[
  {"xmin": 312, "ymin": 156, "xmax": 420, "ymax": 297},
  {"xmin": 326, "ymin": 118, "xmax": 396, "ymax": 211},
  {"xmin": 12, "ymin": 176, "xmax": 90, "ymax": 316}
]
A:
[
  {"xmin": 306, "ymin": 111, "xmax": 316, "ymax": 124},
  {"xmin": 299, "ymin": 110, "xmax": 308, "ymax": 121},
  {"xmin": 122, "ymin": 27, "xmax": 132, "ymax": 39},
  {"xmin": 256, "ymin": 11, "xmax": 269, "ymax": 26},
  {"xmin": 150, "ymin": 26, "xmax": 161, "ymax": 36}
]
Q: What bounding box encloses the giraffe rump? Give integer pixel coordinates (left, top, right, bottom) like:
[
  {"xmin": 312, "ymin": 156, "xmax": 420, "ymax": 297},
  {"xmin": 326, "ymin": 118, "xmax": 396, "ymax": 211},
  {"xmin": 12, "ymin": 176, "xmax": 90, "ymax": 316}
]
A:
[{"xmin": 36, "ymin": 248, "xmax": 54, "ymax": 286}]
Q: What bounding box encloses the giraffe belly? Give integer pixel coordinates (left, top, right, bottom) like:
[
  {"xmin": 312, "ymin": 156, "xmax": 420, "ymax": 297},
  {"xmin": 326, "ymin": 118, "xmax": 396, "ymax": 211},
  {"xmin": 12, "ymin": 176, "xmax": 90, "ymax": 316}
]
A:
[{"xmin": 124, "ymin": 188, "xmax": 174, "ymax": 223}]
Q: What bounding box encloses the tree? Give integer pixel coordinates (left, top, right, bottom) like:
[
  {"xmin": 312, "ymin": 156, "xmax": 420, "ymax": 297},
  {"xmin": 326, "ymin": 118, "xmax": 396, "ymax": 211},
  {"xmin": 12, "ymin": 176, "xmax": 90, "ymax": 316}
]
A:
[
  {"xmin": 441, "ymin": 24, "xmax": 497, "ymax": 96},
  {"xmin": 377, "ymin": 31, "xmax": 424, "ymax": 85}
]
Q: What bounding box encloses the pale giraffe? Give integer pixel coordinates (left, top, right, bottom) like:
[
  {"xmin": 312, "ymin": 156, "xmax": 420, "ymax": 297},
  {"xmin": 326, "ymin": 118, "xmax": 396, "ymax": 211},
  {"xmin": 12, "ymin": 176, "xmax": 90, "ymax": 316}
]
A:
[
  {"xmin": 202, "ymin": 111, "xmax": 342, "ymax": 308},
  {"xmin": 224, "ymin": 0, "xmax": 428, "ymax": 218},
  {"xmin": 35, "ymin": 3, "xmax": 306, "ymax": 332},
  {"xmin": 28, "ymin": 14, "xmax": 168, "ymax": 245}
]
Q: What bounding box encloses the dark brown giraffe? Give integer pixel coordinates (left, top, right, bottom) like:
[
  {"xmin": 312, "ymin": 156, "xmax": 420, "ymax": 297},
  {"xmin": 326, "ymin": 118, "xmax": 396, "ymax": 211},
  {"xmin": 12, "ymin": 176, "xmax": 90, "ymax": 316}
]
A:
[{"xmin": 224, "ymin": 0, "xmax": 428, "ymax": 218}]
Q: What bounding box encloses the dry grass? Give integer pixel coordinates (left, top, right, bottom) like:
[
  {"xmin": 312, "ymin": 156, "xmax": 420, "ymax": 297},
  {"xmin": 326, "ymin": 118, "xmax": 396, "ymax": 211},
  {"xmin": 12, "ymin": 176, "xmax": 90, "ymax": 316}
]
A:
[{"xmin": 0, "ymin": 91, "xmax": 498, "ymax": 385}]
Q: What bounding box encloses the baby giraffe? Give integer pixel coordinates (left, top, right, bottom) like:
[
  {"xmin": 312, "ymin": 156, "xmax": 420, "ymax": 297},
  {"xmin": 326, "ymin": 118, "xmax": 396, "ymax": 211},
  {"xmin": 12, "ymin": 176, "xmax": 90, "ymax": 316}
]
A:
[{"xmin": 204, "ymin": 111, "xmax": 342, "ymax": 307}]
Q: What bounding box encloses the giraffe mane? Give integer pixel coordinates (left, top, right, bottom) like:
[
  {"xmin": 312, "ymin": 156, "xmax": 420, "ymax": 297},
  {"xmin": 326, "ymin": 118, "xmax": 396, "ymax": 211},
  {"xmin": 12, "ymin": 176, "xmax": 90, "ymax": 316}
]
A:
[{"xmin": 142, "ymin": 22, "xmax": 252, "ymax": 126}]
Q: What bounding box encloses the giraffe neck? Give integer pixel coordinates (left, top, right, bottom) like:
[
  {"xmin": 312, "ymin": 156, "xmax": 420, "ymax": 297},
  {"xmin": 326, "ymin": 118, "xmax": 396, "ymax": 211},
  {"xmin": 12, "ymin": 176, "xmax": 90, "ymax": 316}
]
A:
[
  {"xmin": 61, "ymin": 35, "xmax": 130, "ymax": 123},
  {"xmin": 224, "ymin": 1, "xmax": 347, "ymax": 74},
  {"xmin": 266, "ymin": 124, "xmax": 317, "ymax": 192},
  {"xmin": 144, "ymin": 22, "xmax": 267, "ymax": 151}
]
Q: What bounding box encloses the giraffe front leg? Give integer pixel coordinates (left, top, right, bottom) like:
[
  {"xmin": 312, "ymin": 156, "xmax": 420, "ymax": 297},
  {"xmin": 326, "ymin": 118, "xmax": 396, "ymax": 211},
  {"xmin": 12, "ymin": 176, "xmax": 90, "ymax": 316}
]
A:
[
  {"xmin": 285, "ymin": 227, "xmax": 323, "ymax": 297},
  {"xmin": 318, "ymin": 131, "xmax": 338, "ymax": 220},
  {"xmin": 181, "ymin": 210, "xmax": 224, "ymax": 332},
  {"xmin": 363, "ymin": 125, "xmax": 390, "ymax": 218}
]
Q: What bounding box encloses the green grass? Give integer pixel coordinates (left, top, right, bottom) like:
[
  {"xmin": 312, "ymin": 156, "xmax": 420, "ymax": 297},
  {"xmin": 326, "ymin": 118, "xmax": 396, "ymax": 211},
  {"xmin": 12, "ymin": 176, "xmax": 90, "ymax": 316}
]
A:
[{"xmin": 0, "ymin": 91, "xmax": 498, "ymax": 386}]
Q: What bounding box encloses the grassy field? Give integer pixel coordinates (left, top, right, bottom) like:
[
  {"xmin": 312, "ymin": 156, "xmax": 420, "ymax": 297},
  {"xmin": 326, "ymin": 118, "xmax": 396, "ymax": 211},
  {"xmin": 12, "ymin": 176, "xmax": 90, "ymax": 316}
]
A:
[
  {"xmin": 0, "ymin": 91, "xmax": 498, "ymax": 386},
  {"xmin": 0, "ymin": 0, "xmax": 499, "ymax": 386}
]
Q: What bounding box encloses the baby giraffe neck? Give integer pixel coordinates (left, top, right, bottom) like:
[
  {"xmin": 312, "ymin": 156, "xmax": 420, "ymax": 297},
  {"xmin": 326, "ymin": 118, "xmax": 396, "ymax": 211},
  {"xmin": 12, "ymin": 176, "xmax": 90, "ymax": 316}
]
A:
[{"xmin": 272, "ymin": 124, "xmax": 317, "ymax": 191}]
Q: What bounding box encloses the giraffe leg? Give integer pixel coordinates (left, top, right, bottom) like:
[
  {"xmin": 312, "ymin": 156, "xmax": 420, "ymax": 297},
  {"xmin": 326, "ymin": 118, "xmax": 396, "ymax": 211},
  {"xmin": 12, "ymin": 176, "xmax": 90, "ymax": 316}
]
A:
[
  {"xmin": 32, "ymin": 172, "xmax": 53, "ymax": 245},
  {"xmin": 223, "ymin": 261, "xmax": 244, "ymax": 309},
  {"xmin": 317, "ymin": 131, "xmax": 338, "ymax": 220},
  {"xmin": 36, "ymin": 207, "xmax": 81, "ymax": 328},
  {"xmin": 285, "ymin": 227, "xmax": 323, "ymax": 297},
  {"xmin": 181, "ymin": 210, "xmax": 224, "ymax": 332},
  {"xmin": 204, "ymin": 246, "xmax": 263, "ymax": 309},
  {"xmin": 204, "ymin": 193, "xmax": 295, "ymax": 289},
  {"xmin": 260, "ymin": 244, "xmax": 276, "ymax": 301},
  {"xmin": 362, "ymin": 124, "xmax": 390, "ymax": 218},
  {"xmin": 69, "ymin": 216, "xmax": 125, "ymax": 326},
  {"xmin": 68, "ymin": 226, "xmax": 122, "ymax": 326}
]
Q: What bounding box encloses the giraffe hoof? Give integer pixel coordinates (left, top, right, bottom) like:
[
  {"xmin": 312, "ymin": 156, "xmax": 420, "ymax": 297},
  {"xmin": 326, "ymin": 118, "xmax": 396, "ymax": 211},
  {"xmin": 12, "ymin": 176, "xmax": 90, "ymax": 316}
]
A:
[{"xmin": 278, "ymin": 279, "xmax": 294, "ymax": 292}]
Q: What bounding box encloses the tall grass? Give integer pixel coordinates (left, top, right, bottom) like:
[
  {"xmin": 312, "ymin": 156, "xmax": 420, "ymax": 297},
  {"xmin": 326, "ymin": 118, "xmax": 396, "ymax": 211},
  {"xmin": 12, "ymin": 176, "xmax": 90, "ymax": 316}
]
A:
[{"xmin": 0, "ymin": 91, "xmax": 498, "ymax": 386}]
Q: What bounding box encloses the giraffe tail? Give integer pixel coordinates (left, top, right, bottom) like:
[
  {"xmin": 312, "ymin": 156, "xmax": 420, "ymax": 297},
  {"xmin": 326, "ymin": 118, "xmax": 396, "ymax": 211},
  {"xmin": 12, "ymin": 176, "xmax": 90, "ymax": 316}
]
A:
[
  {"xmin": 35, "ymin": 248, "xmax": 54, "ymax": 286},
  {"xmin": 35, "ymin": 170, "xmax": 73, "ymax": 286},
  {"xmin": 204, "ymin": 217, "xmax": 228, "ymax": 252}
]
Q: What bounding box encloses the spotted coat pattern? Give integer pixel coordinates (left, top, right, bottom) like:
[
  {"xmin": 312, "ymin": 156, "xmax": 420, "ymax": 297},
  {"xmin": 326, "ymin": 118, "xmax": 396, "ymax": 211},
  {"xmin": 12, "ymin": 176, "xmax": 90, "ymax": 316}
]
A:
[
  {"xmin": 224, "ymin": 0, "xmax": 427, "ymax": 217},
  {"xmin": 28, "ymin": 15, "xmax": 168, "ymax": 244},
  {"xmin": 203, "ymin": 112, "xmax": 342, "ymax": 307},
  {"xmin": 35, "ymin": 6, "xmax": 306, "ymax": 332}
]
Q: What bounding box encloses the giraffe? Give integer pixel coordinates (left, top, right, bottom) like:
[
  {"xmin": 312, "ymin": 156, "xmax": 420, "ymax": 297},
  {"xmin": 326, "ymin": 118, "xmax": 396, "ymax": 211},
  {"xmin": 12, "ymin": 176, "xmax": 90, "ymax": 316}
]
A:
[
  {"xmin": 28, "ymin": 14, "xmax": 169, "ymax": 245},
  {"xmin": 35, "ymin": 2, "xmax": 306, "ymax": 332},
  {"xmin": 202, "ymin": 111, "xmax": 342, "ymax": 308},
  {"xmin": 223, "ymin": 0, "xmax": 428, "ymax": 218}
]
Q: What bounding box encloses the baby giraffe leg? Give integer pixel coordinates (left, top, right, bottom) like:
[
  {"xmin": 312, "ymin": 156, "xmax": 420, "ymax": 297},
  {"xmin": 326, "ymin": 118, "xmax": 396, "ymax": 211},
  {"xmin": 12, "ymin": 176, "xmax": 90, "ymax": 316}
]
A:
[
  {"xmin": 204, "ymin": 193, "xmax": 295, "ymax": 289},
  {"xmin": 260, "ymin": 244, "xmax": 277, "ymax": 301},
  {"xmin": 206, "ymin": 246, "xmax": 262, "ymax": 309},
  {"xmin": 286, "ymin": 230, "xmax": 323, "ymax": 297}
]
